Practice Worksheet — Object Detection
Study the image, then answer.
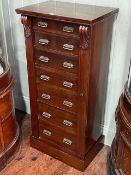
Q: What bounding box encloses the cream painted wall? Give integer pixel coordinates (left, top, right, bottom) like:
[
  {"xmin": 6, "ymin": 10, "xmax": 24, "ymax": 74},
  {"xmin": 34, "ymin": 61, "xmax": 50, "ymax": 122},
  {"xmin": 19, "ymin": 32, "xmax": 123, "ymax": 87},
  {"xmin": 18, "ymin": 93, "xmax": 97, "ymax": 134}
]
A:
[
  {"xmin": 2, "ymin": 0, "xmax": 47, "ymax": 113},
  {"xmin": 2, "ymin": 0, "xmax": 131, "ymax": 145},
  {"xmin": 0, "ymin": 1, "xmax": 7, "ymax": 58}
]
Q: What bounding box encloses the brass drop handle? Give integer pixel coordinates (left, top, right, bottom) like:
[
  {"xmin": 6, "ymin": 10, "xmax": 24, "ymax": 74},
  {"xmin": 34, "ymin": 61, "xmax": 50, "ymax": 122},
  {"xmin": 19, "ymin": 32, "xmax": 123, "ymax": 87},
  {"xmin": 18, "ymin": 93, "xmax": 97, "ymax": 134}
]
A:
[
  {"xmin": 43, "ymin": 129, "xmax": 51, "ymax": 136},
  {"xmin": 63, "ymin": 26, "xmax": 74, "ymax": 33},
  {"xmin": 39, "ymin": 39, "xmax": 49, "ymax": 45},
  {"xmin": 42, "ymin": 112, "xmax": 51, "ymax": 118},
  {"xmin": 39, "ymin": 56, "xmax": 49, "ymax": 62},
  {"xmin": 63, "ymin": 44, "xmax": 74, "ymax": 51},
  {"xmin": 63, "ymin": 62, "xmax": 74, "ymax": 69},
  {"xmin": 41, "ymin": 93, "xmax": 51, "ymax": 100},
  {"xmin": 63, "ymin": 81, "xmax": 73, "ymax": 88},
  {"xmin": 40, "ymin": 75, "xmax": 50, "ymax": 81},
  {"xmin": 63, "ymin": 138, "xmax": 72, "ymax": 145},
  {"xmin": 63, "ymin": 100, "xmax": 73, "ymax": 108},
  {"xmin": 63, "ymin": 120, "xmax": 73, "ymax": 127},
  {"xmin": 38, "ymin": 21, "xmax": 48, "ymax": 28}
]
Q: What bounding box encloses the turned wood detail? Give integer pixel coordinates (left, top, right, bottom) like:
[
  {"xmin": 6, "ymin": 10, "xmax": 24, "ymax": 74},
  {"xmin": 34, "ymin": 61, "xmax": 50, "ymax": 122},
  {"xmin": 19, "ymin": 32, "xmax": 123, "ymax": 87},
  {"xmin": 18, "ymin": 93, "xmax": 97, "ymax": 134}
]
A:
[
  {"xmin": 79, "ymin": 26, "xmax": 90, "ymax": 49},
  {"xmin": 109, "ymin": 84, "xmax": 131, "ymax": 175},
  {"xmin": 0, "ymin": 122, "xmax": 4, "ymax": 149},
  {"xmin": 21, "ymin": 16, "xmax": 31, "ymax": 38},
  {"xmin": 120, "ymin": 132, "xmax": 131, "ymax": 150},
  {"xmin": 0, "ymin": 58, "xmax": 21, "ymax": 170}
]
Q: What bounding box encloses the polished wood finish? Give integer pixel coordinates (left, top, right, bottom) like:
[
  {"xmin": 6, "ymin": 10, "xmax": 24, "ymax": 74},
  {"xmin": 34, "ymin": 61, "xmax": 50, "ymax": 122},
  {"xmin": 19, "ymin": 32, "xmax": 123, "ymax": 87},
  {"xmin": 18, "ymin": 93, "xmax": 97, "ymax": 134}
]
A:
[
  {"xmin": 16, "ymin": 1, "xmax": 118, "ymax": 171},
  {"xmin": 35, "ymin": 66, "xmax": 78, "ymax": 92},
  {"xmin": 38, "ymin": 103, "xmax": 77, "ymax": 135},
  {"xmin": 34, "ymin": 49, "xmax": 79, "ymax": 74},
  {"xmin": 37, "ymin": 84, "xmax": 78, "ymax": 113},
  {"xmin": 33, "ymin": 18, "xmax": 80, "ymax": 36},
  {"xmin": 0, "ymin": 111, "xmax": 110, "ymax": 175},
  {"xmin": 109, "ymin": 84, "xmax": 131, "ymax": 175},
  {"xmin": 0, "ymin": 58, "xmax": 21, "ymax": 170},
  {"xmin": 16, "ymin": 1, "xmax": 118, "ymax": 24},
  {"xmin": 35, "ymin": 31, "xmax": 80, "ymax": 55}
]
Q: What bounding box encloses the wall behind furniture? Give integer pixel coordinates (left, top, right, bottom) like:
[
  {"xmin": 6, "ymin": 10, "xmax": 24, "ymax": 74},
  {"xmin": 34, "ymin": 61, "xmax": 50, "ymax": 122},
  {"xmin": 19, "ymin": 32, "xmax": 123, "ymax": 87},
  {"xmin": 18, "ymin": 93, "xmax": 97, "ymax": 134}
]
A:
[
  {"xmin": 0, "ymin": 1, "xmax": 8, "ymax": 58},
  {"xmin": 2, "ymin": 0, "xmax": 131, "ymax": 145},
  {"xmin": 1, "ymin": 0, "xmax": 47, "ymax": 114}
]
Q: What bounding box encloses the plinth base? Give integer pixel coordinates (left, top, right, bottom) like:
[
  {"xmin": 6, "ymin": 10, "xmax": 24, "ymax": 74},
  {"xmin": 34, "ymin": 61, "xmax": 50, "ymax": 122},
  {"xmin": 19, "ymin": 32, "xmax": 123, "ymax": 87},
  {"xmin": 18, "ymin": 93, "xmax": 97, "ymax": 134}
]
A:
[{"xmin": 30, "ymin": 135, "xmax": 104, "ymax": 171}]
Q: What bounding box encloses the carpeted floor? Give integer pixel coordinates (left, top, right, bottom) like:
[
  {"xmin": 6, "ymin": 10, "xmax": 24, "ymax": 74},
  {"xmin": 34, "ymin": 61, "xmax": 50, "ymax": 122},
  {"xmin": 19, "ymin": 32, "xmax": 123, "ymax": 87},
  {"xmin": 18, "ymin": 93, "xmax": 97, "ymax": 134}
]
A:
[{"xmin": 0, "ymin": 111, "xmax": 110, "ymax": 175}]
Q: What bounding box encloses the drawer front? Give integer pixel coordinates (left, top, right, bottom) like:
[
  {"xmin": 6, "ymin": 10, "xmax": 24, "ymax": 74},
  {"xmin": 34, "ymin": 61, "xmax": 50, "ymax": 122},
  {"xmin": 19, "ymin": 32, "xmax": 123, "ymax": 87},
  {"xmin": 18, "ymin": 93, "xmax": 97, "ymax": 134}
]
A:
[
  {"xmin": 35, "ymin": 32, "xmax": 80, "ymax": 56},
  {"xmin": 38, "ymin": 103, "xmax": 77, "ymax": 135},
  {"xmin": 34, "ymin": 49, "xmax": 79, "ymax": 74},
  {"xmin": 39, "ymin": 122, "xmax": 77, "ymax": 152},
  {"xmin": 37, "ymin": 84, "xmax": 78, "ymax": 114},
  {"xmin": 33, "ymin": 18, "xmax": 80, "ymax": 36},
  {"xmin": 35, "ymin": 66, "xmax": 78, "ymax": 92}
]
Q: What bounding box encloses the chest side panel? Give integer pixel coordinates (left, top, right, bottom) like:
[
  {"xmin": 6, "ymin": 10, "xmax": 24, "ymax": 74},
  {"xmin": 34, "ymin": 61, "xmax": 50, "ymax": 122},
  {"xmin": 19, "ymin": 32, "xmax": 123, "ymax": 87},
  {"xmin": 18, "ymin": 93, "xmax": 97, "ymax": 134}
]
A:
[{"xmin": 86, "ymin": 15, "xmax": 116, "ymax": 149}]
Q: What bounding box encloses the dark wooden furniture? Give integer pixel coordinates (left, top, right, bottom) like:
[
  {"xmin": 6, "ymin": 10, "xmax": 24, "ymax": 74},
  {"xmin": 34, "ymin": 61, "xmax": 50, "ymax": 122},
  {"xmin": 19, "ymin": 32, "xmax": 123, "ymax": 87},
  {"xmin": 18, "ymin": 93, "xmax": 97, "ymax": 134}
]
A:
[
  {"xmin": 109, "ymin": 85, "xmax": 131, "ymax": 175},
  {"xmin": 109, "ymin": 84, "xmax": 131, "ymax": 173},
  {"xmin": 0, "ymin": 58, "xmax": 21, "ymax": 170},
  {"xmin": 16, "ymin": 1, "xmax": 118, "ymax": 171}
]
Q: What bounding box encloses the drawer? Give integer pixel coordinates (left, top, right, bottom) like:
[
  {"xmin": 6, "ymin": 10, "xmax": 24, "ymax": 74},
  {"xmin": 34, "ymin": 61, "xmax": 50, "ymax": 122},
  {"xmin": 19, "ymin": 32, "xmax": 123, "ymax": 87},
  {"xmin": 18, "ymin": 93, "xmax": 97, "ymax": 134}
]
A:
[
  {"xmin": 34, "ymin": 32, "xmax": 80, "ymax": 56},
  {"xmin": 34, "ymin": 49, "xmax": 79, "ymax": 74},
  {"xmin": 39, "ymin": 122, "xmax": 77, "ymax": 152},
  {"xmin": 33, "ymin": 18, "xmax": 80, "ymax": 37},
  {"xmin": 37, "ymin": 84, "xmax": 78, "ymax": 114},
  {"xmin": 35, "ymin": 66, "xmax": 78, "ymax": 92},
  {"xmin": 38, "ymin": 103, "xmax": 77, "ymax": 135}
]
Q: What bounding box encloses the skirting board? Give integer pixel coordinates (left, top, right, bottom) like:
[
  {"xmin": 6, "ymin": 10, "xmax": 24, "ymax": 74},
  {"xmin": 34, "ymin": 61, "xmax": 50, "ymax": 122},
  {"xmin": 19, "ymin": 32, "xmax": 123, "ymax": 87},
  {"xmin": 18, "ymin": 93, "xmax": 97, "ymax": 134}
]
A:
[
  {"xmin": 14, "ymin": 95, "xmax": 30, "ymax": 114},
  {"xmin": 14, "ymin": 95, "xmax": 115, "ymax": 146}
]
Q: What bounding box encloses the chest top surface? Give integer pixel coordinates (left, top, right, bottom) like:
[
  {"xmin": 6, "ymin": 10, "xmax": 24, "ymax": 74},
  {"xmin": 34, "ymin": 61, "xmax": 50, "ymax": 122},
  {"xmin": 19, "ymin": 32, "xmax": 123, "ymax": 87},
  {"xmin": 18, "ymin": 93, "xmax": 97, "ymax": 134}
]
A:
[{"xmin": 16, "ymin": 1, "xmax": 118, "ymax": 24}]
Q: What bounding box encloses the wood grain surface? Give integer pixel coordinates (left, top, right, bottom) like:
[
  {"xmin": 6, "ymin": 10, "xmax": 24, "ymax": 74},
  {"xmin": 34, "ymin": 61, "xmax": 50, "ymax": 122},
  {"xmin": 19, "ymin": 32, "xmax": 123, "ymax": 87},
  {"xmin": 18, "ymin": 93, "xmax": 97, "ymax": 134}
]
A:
[
  {"xmin": 16, "ymin": 1, "xmax": 118, "ymax": 24},
  {"xmin": 1, "ymin": 111, "xmax": 110, "ymax": 175},
  {"xmin": 109, "ymin": 84, "xmax": 131, "ymax": 175},
  {"xmin": 16, "ymin": 2, "xmax": 118, "ymax": 170},
  {"xmin": 0, "ymin": 58, "xmax": 21, "ymax": 170}
]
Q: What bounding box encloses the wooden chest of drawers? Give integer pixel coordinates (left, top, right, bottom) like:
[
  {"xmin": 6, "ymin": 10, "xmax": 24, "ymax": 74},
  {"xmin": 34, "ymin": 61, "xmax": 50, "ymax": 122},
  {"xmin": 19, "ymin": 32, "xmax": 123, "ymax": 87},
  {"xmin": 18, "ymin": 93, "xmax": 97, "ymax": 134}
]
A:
[{"xmin": 16, "ymin": 1, "xmax": 118, "ymax": 171}]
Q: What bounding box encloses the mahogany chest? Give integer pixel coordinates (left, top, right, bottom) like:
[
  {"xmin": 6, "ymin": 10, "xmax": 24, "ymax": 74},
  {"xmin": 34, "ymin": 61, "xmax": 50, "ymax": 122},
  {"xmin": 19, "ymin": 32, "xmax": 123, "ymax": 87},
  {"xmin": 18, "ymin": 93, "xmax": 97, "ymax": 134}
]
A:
[{"xmin": 16, "ymin": 1, "xmax": 118, "ymax": 171}]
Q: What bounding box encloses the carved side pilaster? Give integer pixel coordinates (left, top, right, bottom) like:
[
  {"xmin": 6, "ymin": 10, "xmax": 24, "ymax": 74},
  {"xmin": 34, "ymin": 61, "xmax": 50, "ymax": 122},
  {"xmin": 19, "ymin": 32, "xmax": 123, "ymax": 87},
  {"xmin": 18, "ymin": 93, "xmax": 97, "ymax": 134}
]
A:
[
  {"xmin": 79, "ymin": 26, "xmax": 90, "ymax": 50},
  {"xmin": 21, "ymin": 16, "xmax": 31, "ymax": 38}
]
